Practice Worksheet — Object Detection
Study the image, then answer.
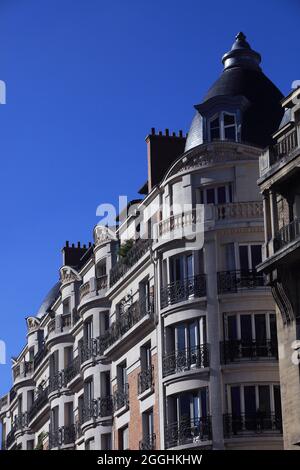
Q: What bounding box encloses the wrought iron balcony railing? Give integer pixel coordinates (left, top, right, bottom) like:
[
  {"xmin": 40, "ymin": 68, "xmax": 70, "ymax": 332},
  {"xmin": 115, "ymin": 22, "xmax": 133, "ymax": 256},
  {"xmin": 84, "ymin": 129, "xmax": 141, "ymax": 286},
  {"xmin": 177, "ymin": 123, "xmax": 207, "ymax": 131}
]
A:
[
  {"xmin": 33, "ymin": 347, "xmax": 47, "ymax": 369},
  {"xmin": 98, "ymin": 295, "xmax": 154, "ymax": 352},
  {"xmin": 160, "ymin": 274, "xmax": 206, "ymax": 309},
  {"xmin": 139, "ymin": 433, "xmax": 156, "ymax": 450},
  {"xmin": 217, "ymin": 269, "xmax": 265, "ymax": 294},
  {"xmin": 14, "ymin": 412, "xmax": 28, "ymax": 431},
  {"xmin": 81, "ymin": 397, "xmax": 113, "ymax": 424},
  {"xmin": 275, "ymin": 218, "xmax": 300, "ymax": 250},
  {"xmin": 13, "ymin": 361, "xmax": 33, "ymax": 380},
  {"xmin": 162, "ymin": 344, "xmax": 210, "ymax": 377},
  {"xmin": 6, "ymin": 427, "xmax": 16, "ymax": 449},
  {"xmin": 221, "ymin": 339, "xmax": 278, "ymax": 364},
  {"xmin": 49, "ymin": 372, "xmax": 65, "ymax": 394},
  {"xmin": 113, "ymin": 384, "xmax": 129, "ymax": 412},
  {"xmin": 138, "ymin": 365, "xmax": 154, "ymax": 394},
  {"xmin": 110, "ymin": 238, "xmax": 152, "ymax": 287},
  {"xmin": 165, "ymin": 416, "xmax": 212, "ymax": 449},
  {"xmin": 64, "ymin": 356, "xmax": 81, "ymax": 383},
  {"xmin": 272, "ymin": 128, "xmax": 298, "ymax": 164},
  {"xmin": 223, "ymin": 413, "xmax": 282, "ymax": 438},
  {"xmin": 28, "ymin": 385, "xmax": 49, "ymax": 422},
  {"xmin": 49, "ymin": 424, "xmax": 76, "ymax": 449}
]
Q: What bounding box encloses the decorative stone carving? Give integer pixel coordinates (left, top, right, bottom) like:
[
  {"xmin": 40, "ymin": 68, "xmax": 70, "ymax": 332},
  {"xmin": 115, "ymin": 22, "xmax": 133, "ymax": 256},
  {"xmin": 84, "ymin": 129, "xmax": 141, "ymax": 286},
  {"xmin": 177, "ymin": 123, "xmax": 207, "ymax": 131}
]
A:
[
  {"xmin": 60, "ymin": 266, "xmax": 81, "ymax": 285},
  {"xmin": 26, "ymin": 316, "xmax": 41, "ymax": 332},
  {"xmin": 93, "ymin": 225, "xmax": 117, "ymax": 247}
]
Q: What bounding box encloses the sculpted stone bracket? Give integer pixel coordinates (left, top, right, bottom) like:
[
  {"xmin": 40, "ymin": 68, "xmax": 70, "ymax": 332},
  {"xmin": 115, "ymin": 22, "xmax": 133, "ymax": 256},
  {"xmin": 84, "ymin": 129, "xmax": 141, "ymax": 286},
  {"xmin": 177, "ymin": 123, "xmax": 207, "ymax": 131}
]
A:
[
  {"xmin": 60, "ymin": 266, "xmax": 82, "ymax": 286},
  {"xmin": 26, "ymin": 316, "xmax": 41, "ymax": 333},
  {"xmin": 93, "ymin": 224, "xmax": 117, "ymax": 247},
  {"xmin": 270, "ymin": 269, "xmax": 295, "ymax": 325}
]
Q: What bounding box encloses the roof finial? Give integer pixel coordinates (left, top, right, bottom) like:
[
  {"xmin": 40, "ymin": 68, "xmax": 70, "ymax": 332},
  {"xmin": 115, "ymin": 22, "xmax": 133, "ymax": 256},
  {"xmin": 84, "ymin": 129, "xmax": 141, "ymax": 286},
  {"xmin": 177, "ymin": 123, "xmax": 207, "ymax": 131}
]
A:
[{"xmin": 236, "ymin": 31, "xmax": 246, "ymax": 41}]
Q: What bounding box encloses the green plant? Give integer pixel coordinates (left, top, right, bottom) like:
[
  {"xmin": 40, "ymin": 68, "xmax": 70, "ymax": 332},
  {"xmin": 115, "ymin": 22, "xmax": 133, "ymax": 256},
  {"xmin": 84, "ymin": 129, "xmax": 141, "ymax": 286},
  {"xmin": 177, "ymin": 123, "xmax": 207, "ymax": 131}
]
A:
[
  {"xmin": 34, "ymin": 431, "xmax": 47, "ymax": 450},
  {"xmin": 118, "ymin": 239, "xmax": 134, "ymax": 260}
]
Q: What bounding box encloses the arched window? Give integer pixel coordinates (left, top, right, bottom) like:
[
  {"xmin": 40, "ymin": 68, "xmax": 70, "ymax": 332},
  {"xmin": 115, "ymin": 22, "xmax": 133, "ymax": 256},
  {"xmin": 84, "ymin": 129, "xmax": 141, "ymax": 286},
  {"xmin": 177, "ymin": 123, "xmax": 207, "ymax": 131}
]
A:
[{"xmin": 209, "ymin": 112, "xmax": 237, "ymax": 142}]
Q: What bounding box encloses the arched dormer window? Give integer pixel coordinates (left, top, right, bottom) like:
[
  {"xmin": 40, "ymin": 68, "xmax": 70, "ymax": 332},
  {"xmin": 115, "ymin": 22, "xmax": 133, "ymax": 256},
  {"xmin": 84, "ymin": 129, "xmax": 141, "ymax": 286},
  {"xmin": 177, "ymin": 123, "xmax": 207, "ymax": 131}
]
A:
[{"xmin": 208, "ymin": 112, "xmax": 237, "ymax": 142}]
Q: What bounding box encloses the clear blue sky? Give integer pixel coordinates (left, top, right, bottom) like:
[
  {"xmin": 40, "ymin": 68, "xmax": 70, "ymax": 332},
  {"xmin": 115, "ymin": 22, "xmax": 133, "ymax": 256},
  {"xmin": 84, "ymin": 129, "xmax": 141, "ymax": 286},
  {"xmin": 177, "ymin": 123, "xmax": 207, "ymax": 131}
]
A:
[{"xmin": 0, "ymin": 0, "xmax": 299, "ymax": 396}]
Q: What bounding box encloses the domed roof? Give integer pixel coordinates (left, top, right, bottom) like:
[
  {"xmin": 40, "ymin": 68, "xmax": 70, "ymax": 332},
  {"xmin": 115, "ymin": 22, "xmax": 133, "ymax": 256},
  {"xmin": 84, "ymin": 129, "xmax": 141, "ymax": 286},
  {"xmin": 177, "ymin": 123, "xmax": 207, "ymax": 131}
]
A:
[
  {"xmin": 36, "ymin": 282, "xmax": 60, "ymax": 318},
  {"xmin": 185, "ymin": 33, "xmax": 283, "ymax": 151}
]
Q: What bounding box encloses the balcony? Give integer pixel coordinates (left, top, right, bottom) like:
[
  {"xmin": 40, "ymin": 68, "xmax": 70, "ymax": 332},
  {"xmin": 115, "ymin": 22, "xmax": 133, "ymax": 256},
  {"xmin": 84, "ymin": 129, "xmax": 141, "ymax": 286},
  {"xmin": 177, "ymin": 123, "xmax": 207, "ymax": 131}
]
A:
[
  {"xmin": 64, "ymin": 356, "xmax": 81, "ymax": 383},
  {"xmin": 79, "ymin": 275, "xmax": 108, "ymax": 302},
  {"xmin": 138, "ymin": 365, "xmax": 154, "ymax": 395},
  {"xmin": 98, "ymin": 295, "xmax": 154, "ymax": 354},
  {"xmin": 139, "ymin": 433, "xmax": 156, "ymax": 450},
  {"xmin": 13, "ymin": 361, "xmax": 33, "ymax": 382},
  {"xmin": 162, "ymin": 345, "xmax": 210, "ymax": 378},
  {"xmin": 217, "ymin": 269, "xmax": 265, "ymax": 294},
  {"xmin": 14, "ymin": 412, "xmax": 29, "ymax": 432},
  {"xmin": 221, "ymin": 339, "xmax": 278, "ymax": 364},
  {"xmin": 223, "ymin": 413, "xmax": 282, "ymax": 438},
  {"xmin": 28, "ymin": 385, "xmax": 49, "ymax": 422},
  {"xmin": 113, "ymin": 384, "xmax": 129, "ymax": 412},
  {"xmin": 272, "ymin": 129, "xmax": 298, "ymax": 164},
  {"xmin": 49, "ymin": 424, "xmax": 76, "ymax": 449},
  {"xmin": 6, "ymin": 428, "xmax": 16, "ymax": 449},
  {"xmin": 165, "ymin": 416, "xmax": 212, "ymax": 449},
  {"xmin": 109, "ymin": 238, "xmax": 152, "ymax": 287},
  {"xmin": 274, "ymin": 218, "xmax": 300, "ymax": 251},
  {"xmin": 215, "ymin": 202, "xmax": 263, "ymax": 221},
  {"xmin": 47, "ymin": 314, "xmax": 72, "ymax": 338},
  {"xmin": 160, "ymin": 275, "xmax": 206, "ymax": 309},
  {"xmin": 49, "ymin": 372, "xmax": 65, "ymax": 394},
  {"xmin": 81, "ymin": 397, "xmax": 113, "ymax": 424}
]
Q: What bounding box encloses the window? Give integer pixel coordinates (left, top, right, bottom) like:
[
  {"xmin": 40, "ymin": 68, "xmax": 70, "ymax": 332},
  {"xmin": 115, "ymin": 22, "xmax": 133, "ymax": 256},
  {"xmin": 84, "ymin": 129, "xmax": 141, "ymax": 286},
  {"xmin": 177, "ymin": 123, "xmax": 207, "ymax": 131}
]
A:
[
  {"xmin": 168, "ymin": 389, "xmax": 209, "ymax": 424},
  {"xmin": 239, "ymin": 244, "xmax": 262, "ymax": 271},
  {"xmin": 225, "ymin": 312, "xmax": 277, "ymax": 345},
  {"xmin": 101, "ymin": 371, "xmax": 111, "ymax": 397},
  {"xmin": 209, "ymin": 112, "xmax": 237, "ymax": 142},
  {"xmin": 64, "ymin": 346, "xmax": 73, "ymax": 368},
  {"xmin": 142, "ymin": 408, "xmax": 154, "ymax": 440},
  {"xmin": 84, "ymin": 377, "xmax": 94, "ymax": 404},
  {"xmin": 140, "ymin": 342, "xmax": 152, "ymax": 370},
  {"xmin": 101, "ymin": 433, "xmax": 112, "ymax": 450},
  {"xmin": 96, "ymin": 260, "xmax": 106, "ymax": 278},
  {"xmin": 100, "ymin": 311, "xmax": 110, "ymax": 335},
  {"xmin": 51, "ymin": 406, "xmax": 59, "ymax": 431},
  {"xmin": 170, "ymin": 254, "xmax": 194, "ymax": 282},
  {"xmin": 83, "ymin": 318, "xmax": 93, "ymax": 342},
  {"xmin": 119, "ymin": 425, "xmax": 129, "ymax": 450},
  {"xmin": 198, "ymin": 184, "xmax": 233, "ymax": 205},
  {"xmin": 49, "ymin": 351, "xmax": 59, "ymax": 377},
  {"xmin": 117, "ymin": 361, "xmax": 127, "ymax": 391},
  {"xmin": 27, "ymin": 440, "xmax": 34, "ymax": 450},
  {"xmin": 63, "ymin": 298, "xmax": 70, "ymax": 315},
  {"xmin": 64, "ymin": 401, "xmax": 74, "ymax": 426},
  {"xmin": 85, "ymin": 438, "xmax": 95, "ymax": 450},
  {"xmin": 167, "ymin": 317, "xmax": 207, "ymax": 355}
]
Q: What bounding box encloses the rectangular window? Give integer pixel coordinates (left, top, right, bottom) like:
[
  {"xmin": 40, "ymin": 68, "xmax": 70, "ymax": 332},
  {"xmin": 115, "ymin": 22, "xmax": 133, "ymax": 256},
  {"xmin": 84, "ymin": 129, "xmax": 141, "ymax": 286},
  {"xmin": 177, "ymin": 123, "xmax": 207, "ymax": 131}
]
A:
[
  {"xmin": 217, "ymin": 186, "xmax": 226, "ymax": 204},
  {"xmin": 119, "ymin": 426, "xmax": 129, "ymax": 450},
  {"xmin": 101, "ymin": 433, "xmax": 112, "ymax": 450},
  {"xmin": 206, "ymin": 188, "xmax": 215, "ymax": 204},
  {"xmin": 140, "ymin": 342, "xmax": 152, "ymax": 370},
  {"xmin": 84, "ymin": 378, "xmax": 94, "ymax": 403},
  {"xmin": 117, "ymin": 361, "xmax": 127, "ymax": 390}
]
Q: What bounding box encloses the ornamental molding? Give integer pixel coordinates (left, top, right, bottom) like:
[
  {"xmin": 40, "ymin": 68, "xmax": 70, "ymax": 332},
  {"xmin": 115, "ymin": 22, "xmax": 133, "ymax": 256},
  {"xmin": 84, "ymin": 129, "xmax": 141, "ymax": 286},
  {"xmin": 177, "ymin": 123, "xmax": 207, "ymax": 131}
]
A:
[
  {"xmin": 26, "ymin": 316, "xmax": 41, "ymax": 332},
  {"xmin": 60, "ymin": 266, "xmax": 81, "ymax": 285},
  {"xmin": 93, "ymin": 225, "xmax": 117, "ymax": 247},
  {"xmin": 218, "ymin": 226, "xmax": 264, "ymax": 236}
]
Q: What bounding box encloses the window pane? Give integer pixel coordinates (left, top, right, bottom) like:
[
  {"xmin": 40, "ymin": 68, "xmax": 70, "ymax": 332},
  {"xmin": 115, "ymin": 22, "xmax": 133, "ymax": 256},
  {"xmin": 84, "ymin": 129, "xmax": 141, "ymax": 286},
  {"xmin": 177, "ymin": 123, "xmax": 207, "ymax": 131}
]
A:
[
  {"xmin": 177, "ymin": 325, "xmax": 186, "ymax": 351},
  {"xmin": 258, "ymin": 385, "xmax": 271, "ymax": 414},
  {"xmin": 217, "ymin": 186, "xmax": 226, "ymax": 204},
  {"xmin": 186, "ymin": 255, "xmax": 193, "ymax": 278},
  {"xmin": 251, "ymin": 245, "xmax": 262, "ymax": 269},
  {"xmin": 244, "ymin": 386, "xmax": 256, "ymax": 416},
  {"xmin": 210, "ymin": 117, "xmax": 219, "ymax": 128},
  {"xmin": 224, "ymin": 125, "xmax": 236, "ymax": 141},
  {"xmin": 179, "ymin": 394, "xmax": 191, "ymax": 420},
  {"xmin": 225, "ymin": 243, "xmax": 236, "ymax": 271},
  {"xmin": 200, "ymin": 388, "xmax": 208, "ymax": 416},
  {"xmin": 206, "ymin": 188, "xmax": 215, "ymax": 204},
  {"xmin": 270, "ymin": 314, "xmax": 277, "ymax": 343},
  {"xmin": 210, "ymin": 128, "xmax": 220, "ymax": 140},
  {"xmin": 240, "ymin": 314, "xmax": 252, "ymax": 342},
  {"xmin": 230, "ymin": 386, "xmax": 241, "ymax": 416},
  {"xmin": 189, "ymin": 321, "xmax": 198, "ymax": 349},
  {"xmin": 224, "ymin": 113, "xmax": 235, "ymax": 126},
  {"xmin": 255, "ymin": 314, "xmax": 266, "ymax": 343},
  {"xmin": 227, "ymin": 315, "xmax": 238, "ymax": 340},
  {"xmin": 273, "ymin": 385, "xmax": 282, "ymax": 422},
  {"xmin": 239, "ymin": 246, "xmax": 249, "ymax": 271}
]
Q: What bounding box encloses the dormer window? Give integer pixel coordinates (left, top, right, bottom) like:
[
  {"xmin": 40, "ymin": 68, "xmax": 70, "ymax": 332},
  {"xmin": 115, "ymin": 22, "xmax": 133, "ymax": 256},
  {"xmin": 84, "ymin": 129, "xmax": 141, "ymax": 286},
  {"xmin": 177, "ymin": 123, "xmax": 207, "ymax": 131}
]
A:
[{"xmin": 209, "ymin": 112, "xmax": 237, "ymax": 142}]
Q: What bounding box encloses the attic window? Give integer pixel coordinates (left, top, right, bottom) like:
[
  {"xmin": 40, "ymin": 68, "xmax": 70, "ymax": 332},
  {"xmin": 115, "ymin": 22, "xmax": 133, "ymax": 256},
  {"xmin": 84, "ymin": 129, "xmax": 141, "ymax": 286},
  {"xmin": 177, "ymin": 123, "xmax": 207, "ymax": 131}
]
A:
[{"xmin": 209, "ymin": 112, "xmax": 237, "ymax": 142}]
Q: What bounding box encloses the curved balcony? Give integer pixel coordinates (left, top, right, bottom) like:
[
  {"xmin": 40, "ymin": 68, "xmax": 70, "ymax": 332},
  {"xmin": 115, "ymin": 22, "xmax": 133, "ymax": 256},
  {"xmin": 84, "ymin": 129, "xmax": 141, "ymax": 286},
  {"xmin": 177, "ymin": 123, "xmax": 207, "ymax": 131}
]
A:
[
  {"xmin": 81, "ymin": 397, "xmax": 113, "ymax": 426},
  {"xmin": 14, "ymin": 412, "xmax": 29, "ymax": 434},
  {"xmin": 162, "ymin": 345, "xmax": 210, "ymax": 378},
  {"xmin": 64, "ymin": 356, "xmax": 81, "ymax": 385},
  {"xmin": 160, "ymin": 275, "xmax": 206, "ymax": 309},
  {"xmin": 165, "ymin": 416, "xmax": 212, "ymax": 449},
  {"xmin": 139, "ymin": 433, "xmax": 156, "ymax": 450},
  {"xmin": 79, "ymin": 275, "xmax": 108, "ymax": 304},
  {"xmin": 223, "ymin": 413, "xmax": 282, "ymax": 438},
  {"xmin": 46, "ymin": 314, "xmax": 72, "ymax": 342},
  {"xmin": 221, "ymin": 339, "xmax": 278, "ymax": 364},
  {"xmin": 217, "ymin": 269, "xmax": 265, "ymax": 294},
  {"xmin": 49, "ymin": 372, "xmax": 66, "ymax": 395},
  {"xmin": 49, "ymin": 424, "xmax": 76, "ymax": 449},
  {"xmin": 13, "ymin": 361, "xmax": 33, "ymax": 384}
]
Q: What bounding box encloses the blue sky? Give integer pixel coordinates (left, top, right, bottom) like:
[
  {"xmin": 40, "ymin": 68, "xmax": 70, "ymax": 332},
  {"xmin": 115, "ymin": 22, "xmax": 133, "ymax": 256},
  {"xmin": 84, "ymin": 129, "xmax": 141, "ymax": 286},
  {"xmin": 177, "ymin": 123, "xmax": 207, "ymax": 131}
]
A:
[{"xmin": 0, "ymin": 0, "xmax": 299, "ymax": 396}]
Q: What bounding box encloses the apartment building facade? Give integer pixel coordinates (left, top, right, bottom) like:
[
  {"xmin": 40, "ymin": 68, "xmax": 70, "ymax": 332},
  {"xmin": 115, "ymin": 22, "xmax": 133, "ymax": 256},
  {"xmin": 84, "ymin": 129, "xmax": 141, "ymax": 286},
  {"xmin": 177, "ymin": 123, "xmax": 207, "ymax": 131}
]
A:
[
  {"xmin": 258, "ymin": 86, "xmax": 300, "ymax": 449},
  {"xmin": 0, "ymin": 33, "xmax": 284, "ymax": 451}
]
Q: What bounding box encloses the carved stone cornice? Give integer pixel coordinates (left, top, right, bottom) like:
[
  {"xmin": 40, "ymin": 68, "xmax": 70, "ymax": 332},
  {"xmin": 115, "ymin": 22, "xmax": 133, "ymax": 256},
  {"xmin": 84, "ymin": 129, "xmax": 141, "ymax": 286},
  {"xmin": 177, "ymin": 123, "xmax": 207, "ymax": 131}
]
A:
[
  {"xmin": 60, "ymin": 266, "xmax": 81, "ymax": 286},
  {"xmin": 26, "ymin": 316, "xmax": 41, "ymax": 333},
  {"xmin": 93, "ymin": 225, "xmax": 117, "ymax": 247}
]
